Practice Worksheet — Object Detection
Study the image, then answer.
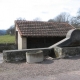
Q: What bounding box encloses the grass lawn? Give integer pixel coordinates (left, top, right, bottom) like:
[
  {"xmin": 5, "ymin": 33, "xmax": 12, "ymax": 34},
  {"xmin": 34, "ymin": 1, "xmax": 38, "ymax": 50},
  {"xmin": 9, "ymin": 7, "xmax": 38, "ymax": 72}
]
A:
[{"xmin": 0, "ymin": 35, "xmax": 15, "ymax": 43}]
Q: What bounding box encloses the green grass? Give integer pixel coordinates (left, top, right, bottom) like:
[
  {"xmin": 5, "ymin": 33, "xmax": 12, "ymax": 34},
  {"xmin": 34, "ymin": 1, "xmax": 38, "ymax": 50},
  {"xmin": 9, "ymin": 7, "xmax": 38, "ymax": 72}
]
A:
[{"xmin": 0, "ymin": 35, "xmax": 15, "ymax": 43}]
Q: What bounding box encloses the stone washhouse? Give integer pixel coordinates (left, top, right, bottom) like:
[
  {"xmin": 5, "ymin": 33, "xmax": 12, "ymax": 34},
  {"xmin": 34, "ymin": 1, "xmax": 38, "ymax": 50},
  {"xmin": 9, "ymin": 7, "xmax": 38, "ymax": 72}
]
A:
[
  {"xmin": 3, "ymin": 20, "xmax": 76, "ymax": 63},
  {"xmin": 15, "ymin": 20, "xmax": 74, "ymax": 50}
]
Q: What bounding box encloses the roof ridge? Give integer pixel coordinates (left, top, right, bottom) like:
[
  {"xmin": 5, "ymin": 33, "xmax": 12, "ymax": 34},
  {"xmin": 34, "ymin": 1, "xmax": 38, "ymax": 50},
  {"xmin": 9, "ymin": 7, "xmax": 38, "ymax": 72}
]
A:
[{"xmin": 15, "ymin": 20, "xmax": 70, "ymax": 25}]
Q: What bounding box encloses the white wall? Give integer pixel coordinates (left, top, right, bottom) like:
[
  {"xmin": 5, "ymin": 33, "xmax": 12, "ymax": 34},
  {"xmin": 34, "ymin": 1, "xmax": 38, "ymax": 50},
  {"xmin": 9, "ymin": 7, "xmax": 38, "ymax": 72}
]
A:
[
  {"xmin": 18, "ymin": 32, "xmax": 22, "ymax": 49},
  {"xmin": 22, "ymin": 37, "xmax": 27, "ymax": 49},
  {"xmin": 17, "ymin": 28, "xmax": 27, "ymax": 50},
  {"xmin": 16, "ymin": 26, "xmax": 18, "ymax": 31}
]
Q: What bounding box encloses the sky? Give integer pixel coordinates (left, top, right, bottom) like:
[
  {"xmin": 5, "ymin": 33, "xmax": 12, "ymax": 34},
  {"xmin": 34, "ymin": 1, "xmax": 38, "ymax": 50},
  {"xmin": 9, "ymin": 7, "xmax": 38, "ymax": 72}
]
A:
[{"xmin": 0, "ymin": 0, "xmax": 80, "ymax": 30}]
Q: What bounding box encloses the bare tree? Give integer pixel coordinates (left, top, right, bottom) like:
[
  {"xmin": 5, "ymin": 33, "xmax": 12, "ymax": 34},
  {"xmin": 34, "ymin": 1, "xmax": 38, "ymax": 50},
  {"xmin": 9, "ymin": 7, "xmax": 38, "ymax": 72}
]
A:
[
  {"xmin": 77, "ymin": 8, "xmax": 80, "ymax": 19},
  {"xmin": 6, "ymin": 25, "xmax": 15, "ymax": 35},
  {"xmin": 54, "ymin": 12, "xmax": 70, "ymax": 23},
  {"xmin": 70, "ymin": 17, "xmax": 78, "ymax": 27},
  {"xmin": 77, "ymin": 8, "xmax": 80, "ymax": 27},
  {"xmin": 70, "ymin": 8, "xmax": 80, "ymax": 28},
  {"xmin": 33, "ymin": 17, "xmax": 41, "ymax": 21},
  {"xmin": 17, "ymin": 17, "xmax": 26, "ymax": 20},
  {"xmin": 48, "ymin": 19, "xmax": 55, "ymax": 22}
]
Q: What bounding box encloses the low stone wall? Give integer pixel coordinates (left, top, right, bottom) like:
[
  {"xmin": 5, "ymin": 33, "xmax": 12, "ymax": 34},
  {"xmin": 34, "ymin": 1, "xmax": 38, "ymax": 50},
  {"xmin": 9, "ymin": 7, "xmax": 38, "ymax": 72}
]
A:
[
  {"xmin": 3, "ymin": 48, "xmax": 50, "ymax": 62},
  {"xmin": 3, "ymin": 50, "xmax": 26, "ymax": 62},
  {"xmin": 0, "ymin": 43, "xmax": 17, "ymax": 52},
  {"xmin": 54, "ymin": 46, "xmax": 80, "ymax": 58},
  {"xmin": 62, "ymin": 47, "xmax": 80, "ymax": 56}
]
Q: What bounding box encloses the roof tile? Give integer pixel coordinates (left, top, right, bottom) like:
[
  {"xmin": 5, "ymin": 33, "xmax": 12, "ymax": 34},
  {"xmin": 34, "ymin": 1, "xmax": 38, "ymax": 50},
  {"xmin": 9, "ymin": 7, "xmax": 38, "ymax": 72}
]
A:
[{"xmin": 15, "ymin": 20, "xmax": 75, "ymax": 37}]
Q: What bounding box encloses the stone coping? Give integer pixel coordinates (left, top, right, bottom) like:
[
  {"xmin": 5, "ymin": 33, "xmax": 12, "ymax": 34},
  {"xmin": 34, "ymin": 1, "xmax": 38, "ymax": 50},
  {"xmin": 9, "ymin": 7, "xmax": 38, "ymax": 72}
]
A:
[
  {"xmin": 3, "ymin": 47, "xmax": 51, "ymax": 62},
  {"xmin": 27, "ymin": 50, "xmax": 43, "ymax": 54},
  {"xmin": 3, "ymin": 47, "xmax": 50, "ymax": 53},
  {"xmin": 59, "ymin": 46, "xmax": 80, "ymax": 48}
]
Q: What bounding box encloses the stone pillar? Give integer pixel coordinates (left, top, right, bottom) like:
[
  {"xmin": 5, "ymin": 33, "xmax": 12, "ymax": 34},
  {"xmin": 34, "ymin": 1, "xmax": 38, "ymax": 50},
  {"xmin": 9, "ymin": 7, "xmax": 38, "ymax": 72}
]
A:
[{"xmin": 22, "ymin": 37, "xmax": 27, "ymax": 49}]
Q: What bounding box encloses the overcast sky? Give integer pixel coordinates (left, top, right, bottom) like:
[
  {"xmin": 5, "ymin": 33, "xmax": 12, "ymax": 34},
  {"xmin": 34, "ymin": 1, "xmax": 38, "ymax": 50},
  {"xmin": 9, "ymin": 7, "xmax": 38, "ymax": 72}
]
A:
[{"xmin": 0, "ymin": 0, "xmax": 80, "ymax": 29}]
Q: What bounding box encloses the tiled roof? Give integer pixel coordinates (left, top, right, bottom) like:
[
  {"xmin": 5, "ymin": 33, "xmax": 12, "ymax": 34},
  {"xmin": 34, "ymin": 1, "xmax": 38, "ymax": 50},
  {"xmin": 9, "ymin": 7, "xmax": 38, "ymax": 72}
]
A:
[{"xmin": 15, "ymin": 20, "xmax": 75, "ymax": 37}]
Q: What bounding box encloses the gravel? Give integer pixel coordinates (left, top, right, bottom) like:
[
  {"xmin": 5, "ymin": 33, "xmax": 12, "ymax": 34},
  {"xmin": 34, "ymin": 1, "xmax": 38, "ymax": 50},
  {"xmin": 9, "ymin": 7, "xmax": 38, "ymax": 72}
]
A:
[{"xmin": 0, "ymin": 53, "xmax": 80, "ymax": 80}]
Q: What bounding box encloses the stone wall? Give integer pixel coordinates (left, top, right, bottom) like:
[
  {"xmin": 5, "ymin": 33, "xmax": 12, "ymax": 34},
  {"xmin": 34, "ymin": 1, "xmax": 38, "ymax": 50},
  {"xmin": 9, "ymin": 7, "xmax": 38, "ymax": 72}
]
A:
[
  {"xmin": 0, "ymin": 43, "xmax": 17, "ymax": 52},
  {"xmin": 54, "ymin": 46, "xmax": 80, "ymax": 58},
  {"xmin": 3, "ymin": 50, "xmax": 26, "ymax": 62},
  {"xmin": 62, "ymin": 47, "xmax": 80, "ymax": 56},
  {"xmin": 3, "ymin": 48, "xmax": 50, "ymax": 62}
]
